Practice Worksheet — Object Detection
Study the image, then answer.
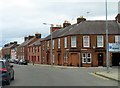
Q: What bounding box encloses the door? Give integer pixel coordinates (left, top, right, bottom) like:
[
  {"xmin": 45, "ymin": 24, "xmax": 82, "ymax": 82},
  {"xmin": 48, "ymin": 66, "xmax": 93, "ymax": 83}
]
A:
[
  {"xmin": 58, "ymin": 54, "xmax": 61, "ymax": 65},
  {"xmin": 98, "ymin": 53, "xmax": 103, "ymax": 66},
  {"xmin": 112, "ymin": 53, "xmax": 120, "ymax": 66}
]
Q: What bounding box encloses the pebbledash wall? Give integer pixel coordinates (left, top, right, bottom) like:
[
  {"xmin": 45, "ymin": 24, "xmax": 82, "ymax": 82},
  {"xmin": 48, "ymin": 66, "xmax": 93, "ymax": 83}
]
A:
[{"xmin": 41, "ymin": 17, "xmax": 120, "ymax": 67}]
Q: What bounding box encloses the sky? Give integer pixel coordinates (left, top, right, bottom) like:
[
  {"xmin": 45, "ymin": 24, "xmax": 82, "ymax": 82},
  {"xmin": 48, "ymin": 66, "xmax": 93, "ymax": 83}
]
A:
[{"xmin": 0, "ymin": 0, "xmax": 120, "ymax": 49}]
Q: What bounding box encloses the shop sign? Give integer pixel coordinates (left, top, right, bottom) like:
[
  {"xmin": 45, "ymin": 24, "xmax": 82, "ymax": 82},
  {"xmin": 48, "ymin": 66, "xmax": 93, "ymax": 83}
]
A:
[{"xmin": 109, "ymin": 43, "xmax": 120, "ymax": 52}]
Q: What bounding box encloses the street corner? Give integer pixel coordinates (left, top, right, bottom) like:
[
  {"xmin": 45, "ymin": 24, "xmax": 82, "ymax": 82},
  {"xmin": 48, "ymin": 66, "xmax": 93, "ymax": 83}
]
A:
[{"xmin": 94, "ymin": 71, "xmax": 119, "ymax": 82}]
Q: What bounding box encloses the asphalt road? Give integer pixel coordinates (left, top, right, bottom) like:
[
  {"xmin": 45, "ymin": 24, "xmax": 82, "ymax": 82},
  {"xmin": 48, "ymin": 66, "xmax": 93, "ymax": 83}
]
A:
[{"xmin": 4, "ymin": 64, "xmax": 118, "ymax": 86}]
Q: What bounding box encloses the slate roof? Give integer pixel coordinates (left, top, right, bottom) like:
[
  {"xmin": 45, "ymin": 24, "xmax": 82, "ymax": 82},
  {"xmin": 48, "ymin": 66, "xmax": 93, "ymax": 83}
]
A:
[
  {"xmin": 19, "ymin": 37, "xmax": 36, "ymax": 47},
  {"xmin": 2, "ymin": 44, "xmax": 15, "ymax": 49},
  {"xmin": 44, "ymin": 20, "xmax": 120, "ymax": 40},
  {"xmin": 29, "ymin": 38, "xmax": 43, "ymax": 46}
]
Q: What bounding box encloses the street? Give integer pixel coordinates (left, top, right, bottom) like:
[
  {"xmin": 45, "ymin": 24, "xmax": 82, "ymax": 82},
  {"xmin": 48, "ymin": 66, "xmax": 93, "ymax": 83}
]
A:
[{"xmin": 4, "ymin": 64, "xmax": 118, "ymax": 86}]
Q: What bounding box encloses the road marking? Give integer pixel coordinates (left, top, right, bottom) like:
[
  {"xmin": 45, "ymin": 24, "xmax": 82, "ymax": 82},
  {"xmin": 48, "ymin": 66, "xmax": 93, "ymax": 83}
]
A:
[{"xmin": 89, "ymin": 72, "xmax": 109, "ymax": 80}]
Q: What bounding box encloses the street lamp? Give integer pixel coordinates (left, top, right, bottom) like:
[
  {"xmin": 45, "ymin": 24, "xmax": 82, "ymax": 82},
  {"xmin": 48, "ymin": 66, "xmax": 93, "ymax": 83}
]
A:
[
  {"xmin": 105, "ymin": 0, "xmax": 110, "ymax": 73},
  {"xmin": 43, "ymin": 23, "xmax": 53, "ymax": 66}
]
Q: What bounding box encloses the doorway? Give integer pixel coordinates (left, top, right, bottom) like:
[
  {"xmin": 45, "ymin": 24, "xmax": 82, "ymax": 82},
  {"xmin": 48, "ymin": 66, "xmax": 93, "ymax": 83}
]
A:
[
  {"xmin": 58, "ymin": 54, "xmax": 61, "ymax": 65},
  {"xmin": 112, "ymin": 53, "xmax": 120, "ymax": 66},
  {"xmin": 98, "ymin": 53, "xmax": 103, "ymax": 66}
]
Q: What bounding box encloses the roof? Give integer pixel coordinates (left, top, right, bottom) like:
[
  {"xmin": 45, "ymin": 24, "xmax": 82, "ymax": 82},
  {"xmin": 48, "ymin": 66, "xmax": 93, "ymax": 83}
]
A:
[
  {"xmin": 2, "ymin": 44, "xmax": 15, "ymax": 49},
  {"xmin": 19, "ymin": 37, "xmax": 36, "ymax": 47},
  {"xmin": 29, "ymin": 38, "xmax": 43, "ymax": 47},
  {"xmin": 44, "ymin": 20, "xmax": 120, "ymax": 40}
]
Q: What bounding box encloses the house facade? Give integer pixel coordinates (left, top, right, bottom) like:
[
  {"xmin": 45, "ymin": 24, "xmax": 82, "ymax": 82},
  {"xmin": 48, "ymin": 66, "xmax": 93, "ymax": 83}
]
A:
[
  {"xmin": 17, "ymin": 33, "xmax": 41, "ymax": 61},
  {"xmin": 42, "ymin": 17, "xmax": 120, "ymax": 67},
  {"xmin": 2, "ymin": 41, "xmax": 19, "ymax": 60},
  {"xmin": 27, "ymin": 38, "xmax": 43, "ymax": 64}
]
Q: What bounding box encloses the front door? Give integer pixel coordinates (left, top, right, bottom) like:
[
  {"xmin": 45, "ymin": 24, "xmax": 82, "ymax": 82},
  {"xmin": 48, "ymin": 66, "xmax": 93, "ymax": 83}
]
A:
[
  {"xmin": 58, "ymin": 54, "xmax": 61, "ymax": 65},
  {"xmin": 98, "ymin": 53, "xmax": 103, "ymax": 66}
]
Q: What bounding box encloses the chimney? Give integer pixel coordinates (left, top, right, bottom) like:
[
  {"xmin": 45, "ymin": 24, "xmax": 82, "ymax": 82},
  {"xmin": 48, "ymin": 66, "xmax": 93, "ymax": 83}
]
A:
[
  {"xmin": 63, "ymin": 20, "xmax": 71, "ymax": 28},
  {"xmin": 116, "ymin": 14, "xmax": 120, "ymax": 23},
  {"xmin": 24, "ymin": 37, "xmax": 28, "ymax": 41},
  {"xmin": 14, "ymin": 41, "xmax": 17, "ymax": 44},
  {"xmin": 77, "ymin": 16, "xmax": 86, "ymax": 24},
  {"xmin": 28, "ymin": 35, "xmax": 34, "ymax": 40},
  {"xmin": 10, "ymin": 42, "xmax": 14, "ymax": 45},
  {"xmin": 35, "ymin": 33, "xmax": 41, "ymax": 38},
  {"xmin": 50, "ymin": 24, "xmax": 62, "ymax": 32},
  {"xmin": 4, "ymin": 44, "xmax": 9, "ymax": 47}
]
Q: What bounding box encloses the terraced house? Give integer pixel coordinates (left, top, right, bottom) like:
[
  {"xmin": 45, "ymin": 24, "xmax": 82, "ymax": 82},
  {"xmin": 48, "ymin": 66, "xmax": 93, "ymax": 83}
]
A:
[
  {"xmin": 42, "ymin": 17, "xmax": 120, "ymax": 67},
  {"xmin": 27, "ymin": 38, "xmax": 43, "ymax": 64},
  {"xmin": 17, "ymin": 33, "xmax": 41, "ymax": 61},
  {"xmin": 2, "ymin": 41, "xmax": 19, "ymax": 60}
]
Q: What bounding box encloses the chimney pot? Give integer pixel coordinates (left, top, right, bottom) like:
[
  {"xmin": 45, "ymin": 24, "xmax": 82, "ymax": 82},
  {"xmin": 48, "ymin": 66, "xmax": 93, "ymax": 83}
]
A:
[
  {"xmin": 63, "ymin": 20, "xmax": 71, "ymax": 28},
  {"xmin": 24, "ymin": 37, "xmax": 28, "ymax": 41},
  {"xmin": 28, "ymin": 35, "xmax": 34, "ymax": 40},
  {"xmin": 35, "ymin": 33, "xmax": 41, "ymax": 38},
  {"xmin": 77, "ymin": 16, "xmax": 86, "ymax": 24}
]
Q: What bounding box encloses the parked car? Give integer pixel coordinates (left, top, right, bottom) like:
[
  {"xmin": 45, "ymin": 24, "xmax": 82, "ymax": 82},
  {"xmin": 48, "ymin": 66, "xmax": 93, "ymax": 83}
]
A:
[
  {"xmin": 18, "ymin": 59, "xmax": 28, "ymax": 65},
  {"xmin": 0, "ymin": 59, "xmax": 14, "ymax": 85},
  {"xmin": 9, "ymin": 59, "xmax": 15, "ymax": 63},
  {"xmin": 14, "ymin": 59, "xmax": 19, "ymax": 64}
]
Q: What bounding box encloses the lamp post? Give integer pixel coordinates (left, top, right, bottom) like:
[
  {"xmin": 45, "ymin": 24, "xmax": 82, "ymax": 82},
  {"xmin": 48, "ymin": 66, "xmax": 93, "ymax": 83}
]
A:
[
  {"xmin": 43, "ymin": 23, "xmax": 53, "ymax": 66},
  {"xmin": 105, "ymin": 0, "xmax": 110, "ymax": 73}
]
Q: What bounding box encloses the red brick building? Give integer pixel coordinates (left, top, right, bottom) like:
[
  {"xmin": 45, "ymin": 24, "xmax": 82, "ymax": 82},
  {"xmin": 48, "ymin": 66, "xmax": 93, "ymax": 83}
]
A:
[
  {"xmin": 2, "ymin": 41, "xmax": 19, "ymax": 59},
  {"xmin": 27, "ymin": 38, "xmax": 43, "ymax": 64},
  {"xmin": 42, "ymin": 17, "xmax": 120, "ymax": 67},
  {"xmin": 17, "ymin": 33, "xmax": 41, "ymax": 61}
]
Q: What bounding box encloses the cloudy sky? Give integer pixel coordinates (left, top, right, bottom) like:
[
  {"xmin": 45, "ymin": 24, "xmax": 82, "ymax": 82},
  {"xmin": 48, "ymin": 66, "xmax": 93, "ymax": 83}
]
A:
[{"xmin": 0, "ymin": 0, "xmax": 119, "ymax": 49}]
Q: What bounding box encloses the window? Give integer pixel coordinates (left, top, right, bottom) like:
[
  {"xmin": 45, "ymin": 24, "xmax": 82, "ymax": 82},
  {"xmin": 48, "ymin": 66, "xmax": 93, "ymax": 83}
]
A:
[
  {"xmin": 28, "ymin": 48, "xmax": 30, "ymax": 52},
  {"xmin": 97, "ymin": 36, "xmax": 104, "ymax": 47},
  {"xmin": 52, "ymin": 40, "xmax": 55, "ymax": 49},
  {"xmin": 82, "ymin": 53, "xmax": 91, "ymax": 63},
  {"xmin": 71, "ymin": 36, "xmax": 77, "ymax": 47},
  {"xmin": 21, "ymin": 48, "xmax": 22, "ymax": 52},
  {"xmin": 64, "ymin": 52, "xmax": 68, "ymax": 63},
  {"xmin": 64, "ymin": 37, "xmax": 67, "ymax": 48},
  {"xmin": 38, "ymin": 47, "xmax": 39, "ymax": 52},
  {"xmin": 47, "ymin": 41, "xmax": 49, "ymax": 48},
  {"xmin": 28, "ymin": 48, "xmax": 29, "ymax": 52},
  {"xmin": 115, "ymin": 36, "xmax": 120, "ymax": 43},
  {"xmin": 23, "ymin": 47, "xmax": 24, "ymax": 52},
  {"xmin": 43, "ymin": 44, "xmax": 44, "ymax": 50},
  {"xmin": 83, "ymin": 36, "xmax": 90, "ymax": 47},
  {"xmin": 58, "ymin": 38, "xmax": 60, "ymax": 48}
]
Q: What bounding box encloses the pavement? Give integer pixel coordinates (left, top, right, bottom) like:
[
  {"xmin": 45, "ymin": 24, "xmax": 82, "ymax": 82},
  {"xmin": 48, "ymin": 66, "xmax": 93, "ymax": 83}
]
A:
[
  {"xmin": 28, "ymin": 63, "xmax": 119, "ymax": 82},
  {"xmin": 95, "ymin": 67, "xmax": 120, "ymax": 82}
]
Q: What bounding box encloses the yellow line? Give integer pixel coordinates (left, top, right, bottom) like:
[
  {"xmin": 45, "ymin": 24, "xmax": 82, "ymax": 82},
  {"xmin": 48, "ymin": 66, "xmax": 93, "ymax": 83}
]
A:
[{"xmin": 89, "ymin": 73, "xmax": 109, "ymax": 80}]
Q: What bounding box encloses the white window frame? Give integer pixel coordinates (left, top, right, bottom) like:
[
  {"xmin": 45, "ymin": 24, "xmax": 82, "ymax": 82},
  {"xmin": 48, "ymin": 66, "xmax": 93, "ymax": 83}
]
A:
[
  {"xmin": 64, "ymin": 52, "xmax": 68, "ymax": 63},
  {"xmin": 52, "ymin": 40, "xmax": 55, "ymax": 49},
  {"xmin": 64, "ymin": 37, "xmax": 67, "ymax": 48},
  {"xmin": 115, "ymin": 35, "xmax": 120, "ymax": 43},
  {"xmin": 71, "ymin": 36, "xmax": 77, "ymax": 47},
  {"xmin": 47, "ymin": 41, "xmax": 49, "ymax": 48},
  {"xmin": 82, "ymin": 53, "xmax": 91, "ymax": 63},
  {"xmin": 83, "ymin": 36, "xmax": 90, "ymax": 47},
  {"xmin": 23, "ymin": 47, "xmax": 24, "ymax": 52},
  {"xmin": 87, "ymin": 53, "xmax": 91, "ymax": 63},
  {"xmin": 58, "ymin": 38, "xmax": 60, "ymax": 48},
  {"xmin": 82, "ymin": 53, "xmax": 87, "ymax": 63},
  {"xmin": 97, "ymin": 36, "xmax": 104, "ymax": 47}
]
